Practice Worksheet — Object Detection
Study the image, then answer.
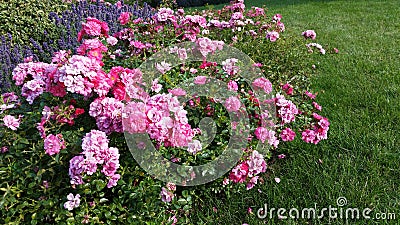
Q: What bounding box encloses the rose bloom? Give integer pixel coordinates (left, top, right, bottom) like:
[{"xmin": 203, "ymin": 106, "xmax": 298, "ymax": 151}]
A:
[
  {"xmin": 115, "ymin": 1, "xmax": 122, "ymax": 8},
  {"xmin": 254, "ymin": 126, "xmax": 269, "ymax": 143},
  {"xmin": 282, "ymin": 83, "xmax": 293, "ymax": 95},
  {"xmin": 246, "ymin": 176, "xmax": 259, "ymax": 190},
  {"xmin": 78, "ymin": 17, "xmax": 109, "ymax": 41},
  {"xmin": 155, "ymin": 61, "xmax": 172, "ymax": 74},
  {"xmin": 151, "ymin": 79, "xmax": 162, "ymax": 93},
  {"xmin": 302, "ymin": 129, "xmax": 316, "ymax": 143},
  {"xmin": 107, "ymin": 174, "xmax": 120, "ymax": 188},
  {"xmin": 273, "ymin": 13, "xmax": 282, "ymax": 21},
  {"xmin": 1, "ymin": 146, "xmax": 8, "ymax": 153},
  {"xmin": 305, "ymin": 90, "xmax": 316, "ymax": 99},
  {"xmin": 278, "ymin": 154, "xmax": 286, "ymax": 159},
  {"xmin": 252, "ymin": 77, "xmax": 272, "ymax": 94},
  {"xmin": 194, "ymin": 76, "xmax": 207, "ymax": 85},
  {"xmin": 64, "ymin": 193, "xmax": 81, "ymax": 211},
  {"xmin": 227, "ymin": 80, "xmax": 238, "ymax": 91},
  {"xmin": 177, "ymin": 48, "xmax": 187, "ymax": 60},
  {"xmin": 106, "ymin": 36, "xmax": 118, "ymax": 46},
  {"xmin": 187, "ymin": 140, "xmax": 202, "ymax": 154},
  {"xmin": 160, "ymin": 187, "xmax": 174, "ymax": 203},
  {"xmin": 44, "ymin": 134, "xmax": 66, "ymax": 156},
  {"xmin": 302, "ymin": 30, "xmax": 316, "ymax": 40},
  {"xmin": 266, "ymin": 31, "xmax": 279, "ymax": 42},
  {"xmin": 280, "ymin": 128, "xmax": 296, "ymax": 142},
  {"xmin": 229, "ymin": 162, "xmax": 249, "ymax": 183},
  {"xmin": 168, "ymin": 88, "xmax": 186, "ymax": 96},
  {"xmin": 190, "ymin": 68, "xmax": 198, "ymax": 74},
  {"xmin": 166, "ymin": 182, "xmax": 176, "ymax": 191},
  {"xmin": 3, "ymin": 115, "xmax": 20, "ymax": 130},
  {"xmin": 313, "ymin": 102, "xmax": 322, "ymax": 111},
  {"xmin": 252, "ymin": 62, "xmax": 263, "ymax": 67},
  {"xmin": 224, "ymin": 96, "xmax": 241, "ymax": 112}
]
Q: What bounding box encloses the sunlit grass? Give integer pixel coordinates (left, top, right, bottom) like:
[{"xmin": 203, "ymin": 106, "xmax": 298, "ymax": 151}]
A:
[{"xmin": 191, "ymin": 0, "xmax": 400, "ymax": 224}]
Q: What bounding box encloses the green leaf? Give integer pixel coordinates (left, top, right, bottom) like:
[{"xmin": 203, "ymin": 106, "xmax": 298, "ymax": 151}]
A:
[
  {"xmin": 177, "ymin": 198, "xmax": 187, "ymax": 205},
  {"xmin": 105, "ymin": 211, "xmax": 111, "ymax": 218},
  {"xmin": 19, "ymin": 138, "xmax": 30, "ymax": 145},
  {"xmin": 93, "ymin": 179, "xmax": 106, "ymax": 192}
]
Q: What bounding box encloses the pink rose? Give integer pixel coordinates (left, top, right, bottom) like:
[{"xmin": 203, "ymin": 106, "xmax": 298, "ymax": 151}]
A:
[
  {"xmin": 266, "ymin": 31, "xmax": 280, "ymax": 42},
  {"xmin": 119, "ymin": 12, "xmax": 130, "ymax": 25},
  {"xmin": 229, "ymin": 162, "xmax": 249, "ymax": 183},
  {"xmin": 107, "ymin": 174, "xmax": 121, "ymax": 188},
  {"xmin": 282, "ymin": 83, "xmax": 293, "ymax": 95},
  {"xmin": 177, "ymin": 48, "xmax": 187, "ymax": 60},
  {"xmin": 252, "ymin": 77, "xmax": 272, "ymax": 94},
  {"xmin": 3, "ymin": 115, "xmax": 20, "ymax": 130},
  {"xmin": 301, "ymin": 129, "xmax": 316, "ymax": 143},
  {"xmin": 44, "ymin": 134, "xmax": 66, "ymax": 156},
  {"xmin": 305, "ymin": 90, "xmax": 316, "ymax": 99},
  {"xmin": 106, "ymin": 36, "xmax": 118, "ymax": 46},
  {"xmin": 224, "ymin": 96, "xmax": 241, "ymax": 112},
  {"xmin": 302, "ymin": 30, "xmax": 316, "ymax": 40},
  {"xmin": 312, "ymin": 102, "xmax": 322, "ymax": 111},
  {"xmin": 190, "ymin": 68, "xmax": 198, "ymax": 74},
  {"xmin": 187, "ymin": 140, "xmax": 202, "ymax": 154},
  {"xmin": 280, "ymin": 128, "xmax": 296, "ymax": 142},
  {"xmin": 168, "ymin": 88, "xmax": 186, "ymax": 96},
  {"xmin": 160, "ymin": 187, "xmax": 174, "ymax": 203},
  {"xmin": 227, "ymin": 80, "xmax": 238, "ymax": 91},
  {"xmin": 252, "ymin": 62, "xmax": 263, "ymax": 67},
  {"xmin": 115, "ymin": 1, "xmax": 122, "ymax": 9},
  {"xmin": 273, "ymin": 14, "xmax": 282, "ymax": 22},
  {"xmin": 155, "ymin": 61, "xmax": 172, "ymax": 74}
]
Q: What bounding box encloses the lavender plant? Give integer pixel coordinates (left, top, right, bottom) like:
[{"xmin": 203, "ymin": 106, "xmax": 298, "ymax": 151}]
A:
[
  {"xmin": 0, "ymin": 0, "xmax": 154, "ymax": 93},
  {"xmin": 0, "ymin": 35, "xmax": 36, "ymax": 92},
  {"xmin": 48, "ymin": 0, "xmax": 154, "ymax": 54}
]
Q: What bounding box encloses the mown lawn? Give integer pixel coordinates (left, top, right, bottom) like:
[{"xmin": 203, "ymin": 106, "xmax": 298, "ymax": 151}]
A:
[{"xmin": 191, "ymin": 0, "xmax": 400, "ymax": 224}]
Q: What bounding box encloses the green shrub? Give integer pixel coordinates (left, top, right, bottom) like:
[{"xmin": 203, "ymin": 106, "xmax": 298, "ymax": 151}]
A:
[
  {"xmin": 0, "ymin": 0, "xmax": 68, "ymax": 45},
  {"xmin": 176, "ymin": 0, "xmax": 230, "ymax": 7}
]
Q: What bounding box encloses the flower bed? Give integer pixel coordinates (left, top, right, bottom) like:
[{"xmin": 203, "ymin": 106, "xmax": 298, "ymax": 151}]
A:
[{"xmin": 0, "ymin": 0, "xmax": 333, "ymax": 223}]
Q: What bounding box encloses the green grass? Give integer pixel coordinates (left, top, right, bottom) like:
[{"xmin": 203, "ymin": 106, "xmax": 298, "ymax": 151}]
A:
[{"xmin": 191, "ymin": 0, "xmax": 400, "ymax": 224}]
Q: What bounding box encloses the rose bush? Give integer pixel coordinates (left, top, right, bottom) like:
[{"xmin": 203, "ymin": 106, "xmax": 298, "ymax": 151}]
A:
[{"xmin": 0, "ymin": 0, "xmax": 333, "ymax": 223}]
